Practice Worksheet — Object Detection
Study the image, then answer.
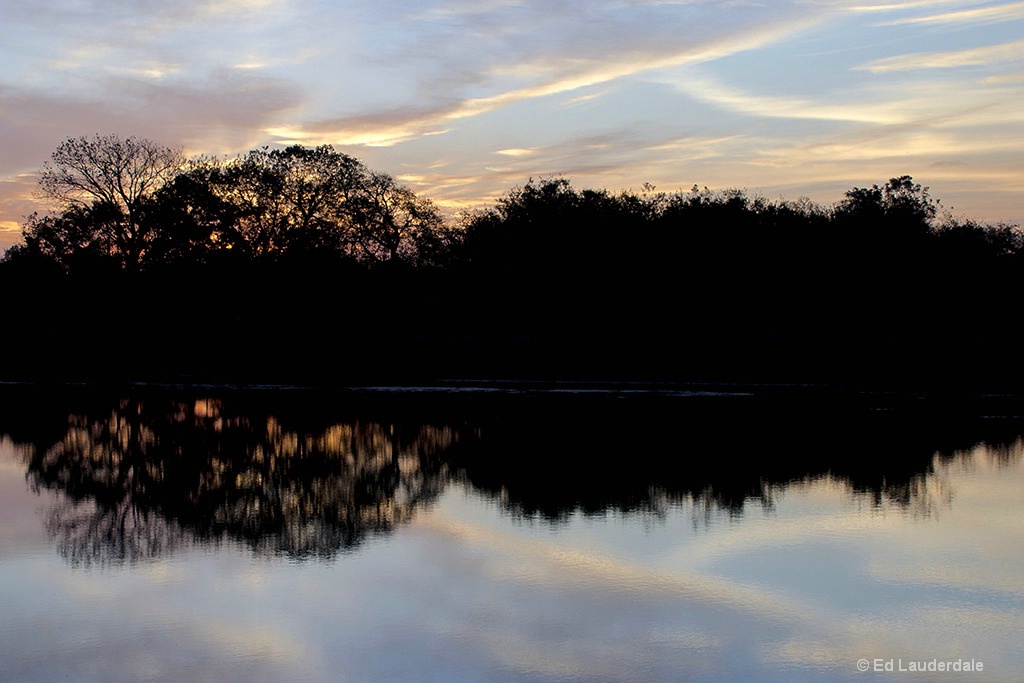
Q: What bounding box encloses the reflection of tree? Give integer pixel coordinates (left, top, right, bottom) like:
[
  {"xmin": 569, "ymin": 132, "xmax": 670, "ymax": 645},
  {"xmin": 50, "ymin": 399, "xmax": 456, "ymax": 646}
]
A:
[
  {"xmin": 43, "ymin": 497, "xmax": 190, "ymax": 568},
  {"xmin": 5, "ymin": 389, "xmax": 1023, "ymax": 564},
  {"xmin": 23, "ymin": 396, "xmax": 455, "ymax": 565},
  {"xmin": 445, "ymin": 395, "xmax": 1024, "ymax": 524}
]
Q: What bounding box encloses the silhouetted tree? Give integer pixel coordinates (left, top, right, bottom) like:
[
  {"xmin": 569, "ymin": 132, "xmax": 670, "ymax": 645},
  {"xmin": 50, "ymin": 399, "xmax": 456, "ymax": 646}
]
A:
[
  {"xmin": 209, "ymin": 145, "xmax": 365, "ymax": 258},
  {"xmin": 5, "ymin": 152, "xmax": 1024, "ymax": 388},
  {"xmin": 35, "ymin": 134, "xmax": 183, "ymax": 270},
  {"xmin": 141, "ymin": 160, "xmax": 245, "ymax": 266},
  {"xmin": 349, "ymin": 171, "xmax": 448, "ymax": 266},
  {"xmin": 834, "ymin": 175, "xmax": 938, "ymax": 245},
  {"xmin": 14, "ymin": 141, "xmax": 450, "ymax": 272},
  {"xmin": 18, "ymin": 204, "xmax": 123, "ymax": 273}
]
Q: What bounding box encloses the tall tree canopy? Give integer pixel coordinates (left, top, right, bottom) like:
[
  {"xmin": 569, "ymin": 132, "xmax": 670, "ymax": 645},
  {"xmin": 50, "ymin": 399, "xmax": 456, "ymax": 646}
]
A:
[
  {"xmin": 209, "ymin": 145, "xmax": 365, "ymax": 258},
  {"xmin": 35, "ymin": 134, "xmax": 184, "ymax": 270},
  {"xmin": 18, "ymin": 138, "xmax": 446, "ymax": 271}
]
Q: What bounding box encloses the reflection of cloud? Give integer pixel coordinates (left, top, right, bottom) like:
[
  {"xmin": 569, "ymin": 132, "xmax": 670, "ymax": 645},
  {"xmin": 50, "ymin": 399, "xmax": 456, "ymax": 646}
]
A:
[
  {"xmin": 195, "ymin": 617, "xmax": 305, "ymax": 664},
  {"xmin": 6, "ymin": 412, "xmax": 1024, "ymax": 680},
  {"xmin": 870, "ymin": 555, "xmax": 1024, "ymax": 596},
  {"xmin": 414, "ymin": 511, "xmax": 819, "ymax": 622},
  {"xmin": 409, "ymin": 449, "xmax": 1024, "ymax": 682},
  {"xmin": 475, "ymin": 444, "xmax": 1023, "ymax": 679},
  {"xmin": 408, "ymin": 508, "xmax": 847, "ymax": 681},
  {"xmin": 863, "ymin": 444, "xmax": 1024, "ymax": 596},
  {"xmin": 801, "ymin": 608, "xmax": 1024, "ymax": 679}
]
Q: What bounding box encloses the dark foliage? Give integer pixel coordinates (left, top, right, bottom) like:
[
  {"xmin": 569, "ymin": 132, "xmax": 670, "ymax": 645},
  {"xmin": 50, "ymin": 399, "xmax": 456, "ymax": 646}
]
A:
[
  {"xmin": 2, "ymin": 138, "xmax": 1022, "ymax": 388},
  {"xmin": 444, "ymin": 176, "xmax": 1023, "ymax": 388}
]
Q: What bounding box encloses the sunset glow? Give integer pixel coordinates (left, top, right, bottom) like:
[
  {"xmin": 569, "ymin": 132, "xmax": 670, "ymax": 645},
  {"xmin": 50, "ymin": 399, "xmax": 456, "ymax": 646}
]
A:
[{"xmin": 1, "ymin": 0, "xmax": 1022, "ymax": 250}]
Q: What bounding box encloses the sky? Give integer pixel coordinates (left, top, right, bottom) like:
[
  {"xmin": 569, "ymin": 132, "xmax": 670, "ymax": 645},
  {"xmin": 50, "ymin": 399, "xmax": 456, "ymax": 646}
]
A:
[{"xmin": 1, "ymin": 0, "xmax": 1022, "ymax": 251}]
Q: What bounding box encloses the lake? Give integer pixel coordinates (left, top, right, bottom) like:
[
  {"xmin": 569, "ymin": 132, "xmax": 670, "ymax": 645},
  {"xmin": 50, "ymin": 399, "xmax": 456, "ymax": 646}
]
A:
[{"xmin": 1, "ymin": 384, "xmax": 1022, "ymax": 682}]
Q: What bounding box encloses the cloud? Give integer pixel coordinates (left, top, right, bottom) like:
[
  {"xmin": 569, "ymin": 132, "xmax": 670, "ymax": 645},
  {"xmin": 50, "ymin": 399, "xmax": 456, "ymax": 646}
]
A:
[
  {"xmin": 880, "ymin": 1, "xmax": 1024, "ymax": 25},
  {"xmin": 758, "ymin": 128, "xmax": 1023, "ymax": 166},
  {"xmin": 0, "ymin": 69, "xmax": 302, "ymax": 247},
  {"xmin": 5, "ymin": 0, "xmax": 288, "ymax": 35},
  {"xmin": 495, "ymin": 148, "xmax": 537, "ymax": 157},
  {"xmin": 266, "ymin": 105, "xmax": 457, "ymax": 148},
  {"xmin": 846, "ymin": 0, "xmax": 986, "ymax": 12},
  {"xmin": 984, "ymin": 69, "xmax": 1024, "ymax": 83},
  {"xmin": 667, "ymin": 74, "xmax": 906, "ymax": 123},
  {"xmin": 1, "ymin": 0, "xmax": 1021, "ymax": 233},
  {"xmin": 0, "ymin": 70, "xmax": 302, "ymax": 164},
  {"xmin": 265, "ymin": 10, "xmax": 825, "ymax": 148},
  {"xmin": 859, "ymin": 39, "xmax": 1024, "ymax": 72},
  {"xmin": 382, "ymin": 128, "xmax": 752, "ymax": 219},
  {"xmin": 0, "ymin": 175, "xmax": 46, "ymax": 250}
]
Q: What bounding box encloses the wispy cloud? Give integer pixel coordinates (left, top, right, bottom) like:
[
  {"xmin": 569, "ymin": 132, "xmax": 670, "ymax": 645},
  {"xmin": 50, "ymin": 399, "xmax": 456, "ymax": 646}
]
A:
[
  {"xmin": 846, "ymin": 0, "xmax": 987, "ymax": 12},
  {"xmin": 495, "ymin": 148, "xmax": 537, "ymax": 157},
  {"xmin": 759, "ymin": 129, "xmax": 1024, "ymax": 165},
  {"xmin": 644, "ymin": 135, "xmax": 744, "ymax": 153},
  {"xmin": 267, "ymin": 12, "xmax": 824, "ymax": 147},
  {"xmin": 859, "ymin": 39, "xmax": 1024, "ymax": 71},
  {"xmin": 0, "ymin": 0, "xmax": 1021, "ymax": 238},
  {"xmin": 984, "ymin": 70, "xmax": 1024, "ymax": 82},
  {"xmin": 562, "ymin": 88, "xmax": 614, "ymax": 106},
  {"xmin": 881, "ymin": 1, "xmax": 1024, "ymax": 25},
  {"xmin": 668, "ymin": 74, "xmax": 906, "ymax": 123}
]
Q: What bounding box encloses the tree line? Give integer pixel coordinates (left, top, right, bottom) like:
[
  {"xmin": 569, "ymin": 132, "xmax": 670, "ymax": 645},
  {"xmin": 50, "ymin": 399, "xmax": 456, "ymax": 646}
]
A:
[
  {"xmin": 5, "ymin": 135, "xmax": 452, "ymax": 272},
  {"xmin": 1, "ymin": 134, "xmax": 1022, "ymax": 387}
]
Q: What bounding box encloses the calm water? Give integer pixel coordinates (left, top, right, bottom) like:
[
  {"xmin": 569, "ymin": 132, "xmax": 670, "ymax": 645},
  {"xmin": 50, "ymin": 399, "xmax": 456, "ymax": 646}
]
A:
[{"xmin": 1, "ymin": 386, "xmax": 1022, "ymax": 682}]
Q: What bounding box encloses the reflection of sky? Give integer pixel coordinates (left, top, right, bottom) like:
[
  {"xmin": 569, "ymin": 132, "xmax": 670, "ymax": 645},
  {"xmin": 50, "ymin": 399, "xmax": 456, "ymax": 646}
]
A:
[
  {"xmin": 2, "ymin": 436, "xmax": 1024, "ymax": 682},
  {"xmin": 2, "ymin": 1, "xmax": 1023, "ymax": 249}
]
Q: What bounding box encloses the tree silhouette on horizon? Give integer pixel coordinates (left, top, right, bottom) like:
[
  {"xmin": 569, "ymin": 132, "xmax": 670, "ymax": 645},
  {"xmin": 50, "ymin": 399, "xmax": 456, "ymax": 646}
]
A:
[{"xmin": 2, "ymin": 135, "xmax": 1022, "ymax": 388}]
